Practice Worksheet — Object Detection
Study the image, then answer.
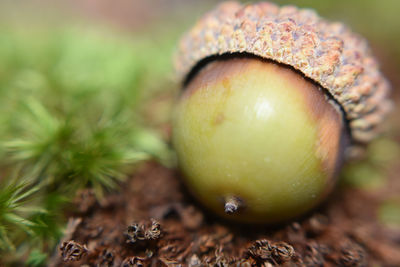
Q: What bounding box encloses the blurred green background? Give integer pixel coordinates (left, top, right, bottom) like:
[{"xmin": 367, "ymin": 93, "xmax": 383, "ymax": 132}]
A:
[{"xmin": 0, "ymin": 0, "xmax": 399, "ymax": 265}]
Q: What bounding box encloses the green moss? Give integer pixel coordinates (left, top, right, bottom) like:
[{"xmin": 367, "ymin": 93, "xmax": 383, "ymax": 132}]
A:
[
  {"xmin": 379, "ymin": 199, "xmax": 400, "ymax": 227},
  {"xmin": 341, "ymin": 138, "xmax": 400, "ymax": 190},
  {"xmin": 0, "ymin": 25, "xmax": 176, "ymax": 262}
]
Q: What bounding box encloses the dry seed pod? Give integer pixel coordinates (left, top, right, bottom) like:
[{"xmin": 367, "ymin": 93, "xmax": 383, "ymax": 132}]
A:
[{"xmin": 172, "ymin": 1, "xmax": 392, "ymax": 223}]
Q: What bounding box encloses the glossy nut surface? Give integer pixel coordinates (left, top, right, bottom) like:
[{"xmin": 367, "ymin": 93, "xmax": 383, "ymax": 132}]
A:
[{"xmin": 172, "ymin": 57, "xmax": 347, "ymax": 223}]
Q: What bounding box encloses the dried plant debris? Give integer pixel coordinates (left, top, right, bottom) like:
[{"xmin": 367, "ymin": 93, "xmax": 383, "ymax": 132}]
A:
[
  {"xmin": 303, "ymin": 242, "xmax": 326, "ymax": 267},
  {"xmin": 245, "ymin": 239, "xmax": 274, "ymax": 263},
  {"xmin": 121, "ymin": 256, "xmax": 146, "ymax": 267},
  {"xmin": 96, "ymin": 249, "xmax": 115, "ymax": 267},
  {"xmin": 53, "ymin": 162, "xmax": 400, "ymax": 266},
  {"xmin": 337, "ymin": 241, "xmax": 367, "ymax": 267},
  {"xmin": 245, "ymin": 240, "xmax": 296, "ymax": 265},
  {"xmin": 60, "ymin": 240, "xmax": 88, "ymax": 262},
  {"xmin": 270, "ymin": 242, "xmax": 296, "ymax": 263},
  {"xmin": 125, "ymin": 219, "xmax": 162, "ymax": 244}
]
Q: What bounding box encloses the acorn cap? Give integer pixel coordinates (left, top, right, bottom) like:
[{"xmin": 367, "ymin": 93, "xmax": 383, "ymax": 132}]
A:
[{"xmin": 175, "ymin": 1, "xmax": 392, "ymax": 149}]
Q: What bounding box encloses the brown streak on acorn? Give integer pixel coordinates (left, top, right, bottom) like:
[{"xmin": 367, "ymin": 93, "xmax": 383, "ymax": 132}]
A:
[{"xmin": 213, "ymin": 112, "xmax": 225, "ymax": 125}]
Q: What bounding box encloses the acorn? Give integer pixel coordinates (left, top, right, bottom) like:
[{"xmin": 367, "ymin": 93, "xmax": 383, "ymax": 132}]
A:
[{"xmin": 172, "ymin": 1, "xmax": 392, "ymax": 223}]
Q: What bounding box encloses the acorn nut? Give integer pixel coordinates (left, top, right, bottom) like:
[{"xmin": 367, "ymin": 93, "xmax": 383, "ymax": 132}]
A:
[{"xmin": 172, "ymin": 1, "xmax": 392, "ymax": 223}]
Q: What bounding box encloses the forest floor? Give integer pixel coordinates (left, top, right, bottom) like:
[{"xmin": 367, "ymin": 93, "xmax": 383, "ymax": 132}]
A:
[{"xmin": 51, "ymin": 160, "xmax": 400, "ymax": 266}]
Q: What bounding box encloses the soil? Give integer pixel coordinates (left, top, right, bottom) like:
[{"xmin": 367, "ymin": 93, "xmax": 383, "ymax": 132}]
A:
[{"xmin": 50, "ymin": 161, "xmax": 400, "ymax": 267}]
